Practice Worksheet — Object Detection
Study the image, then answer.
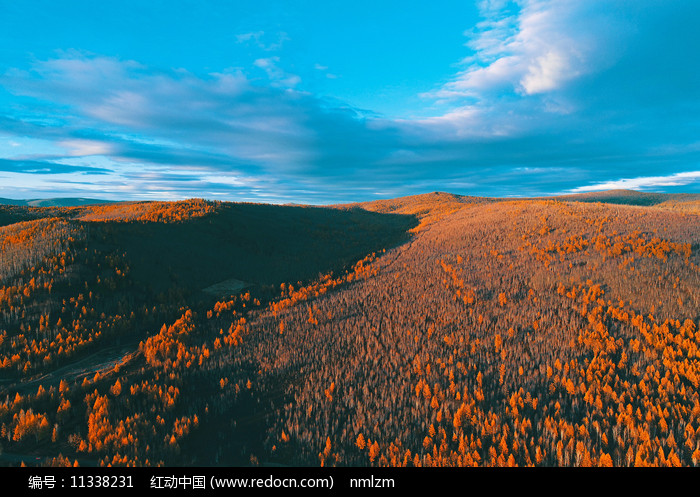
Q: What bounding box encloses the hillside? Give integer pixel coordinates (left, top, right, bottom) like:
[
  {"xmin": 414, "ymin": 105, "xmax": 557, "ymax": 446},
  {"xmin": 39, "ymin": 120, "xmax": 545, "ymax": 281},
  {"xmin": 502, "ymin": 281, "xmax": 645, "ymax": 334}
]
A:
[{"xmin": 0, "ymin": 192, "xmax": 698, "ymax": 467}]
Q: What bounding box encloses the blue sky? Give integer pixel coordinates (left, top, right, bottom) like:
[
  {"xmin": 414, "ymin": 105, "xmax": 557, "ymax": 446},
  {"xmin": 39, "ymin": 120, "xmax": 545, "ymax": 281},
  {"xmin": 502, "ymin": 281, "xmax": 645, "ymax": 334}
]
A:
[{"xmin": 0, "ymin": 0, "xmax": 698, "ymax": 203}]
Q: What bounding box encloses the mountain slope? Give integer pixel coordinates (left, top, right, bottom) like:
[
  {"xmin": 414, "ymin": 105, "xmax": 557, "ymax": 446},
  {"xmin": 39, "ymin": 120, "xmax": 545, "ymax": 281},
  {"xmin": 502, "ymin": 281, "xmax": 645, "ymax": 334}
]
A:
[{"xmin": 0, "ymin": 192, "xmax": 698, "ymax": 467}]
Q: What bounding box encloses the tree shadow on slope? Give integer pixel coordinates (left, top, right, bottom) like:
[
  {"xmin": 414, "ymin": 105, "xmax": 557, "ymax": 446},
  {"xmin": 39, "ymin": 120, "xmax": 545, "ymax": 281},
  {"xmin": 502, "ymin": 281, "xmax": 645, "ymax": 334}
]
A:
[{"xmin": 89, "ymin": 203, "xmax": 418, "ymax": 299}]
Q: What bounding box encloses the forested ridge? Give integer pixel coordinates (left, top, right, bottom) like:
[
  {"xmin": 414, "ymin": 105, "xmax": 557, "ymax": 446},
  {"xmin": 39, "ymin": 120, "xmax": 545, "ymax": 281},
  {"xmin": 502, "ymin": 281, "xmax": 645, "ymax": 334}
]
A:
[{"xmin": 0, "ymin": 191, "xmax": 698, "ymax": 467}]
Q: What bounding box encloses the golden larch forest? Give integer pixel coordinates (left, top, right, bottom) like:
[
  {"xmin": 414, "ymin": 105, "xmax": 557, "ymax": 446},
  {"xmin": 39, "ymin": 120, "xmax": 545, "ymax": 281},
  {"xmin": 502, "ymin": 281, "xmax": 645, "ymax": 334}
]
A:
[{"xmin": 0, "ymin": 190, "xmax": 698, "ymax": 467}]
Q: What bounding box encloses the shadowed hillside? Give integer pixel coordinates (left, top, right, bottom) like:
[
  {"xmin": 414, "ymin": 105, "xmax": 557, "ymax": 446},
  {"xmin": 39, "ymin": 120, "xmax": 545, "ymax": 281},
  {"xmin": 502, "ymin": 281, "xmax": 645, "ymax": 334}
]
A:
[
  {"xmin": 0, "ymin": 199, "xmax": 415, "ymax": 390},
  {"xmin": 91, "ymin": 202, "xmax": 418, "ymax": 295}
]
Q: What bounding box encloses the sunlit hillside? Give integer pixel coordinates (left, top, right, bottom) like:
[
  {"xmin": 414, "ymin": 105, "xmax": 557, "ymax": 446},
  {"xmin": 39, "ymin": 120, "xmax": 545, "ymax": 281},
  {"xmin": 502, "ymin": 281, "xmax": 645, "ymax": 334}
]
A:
[{"xmin": 0, "ymin": 192, "xmax": 698, "ymax": 467}]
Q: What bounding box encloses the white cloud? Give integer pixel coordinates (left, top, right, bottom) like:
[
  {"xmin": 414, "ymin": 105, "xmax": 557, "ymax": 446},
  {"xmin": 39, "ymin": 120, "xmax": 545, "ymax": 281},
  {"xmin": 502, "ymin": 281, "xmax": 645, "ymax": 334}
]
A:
[
  {"xmin": 434, "ymin": 0, "xmax": 630, "ymax": 100},
  {"xmin": 236, "ymin": 31, "xmax": 289, "ymax": 51},
  {"xmin": 254, "ymin": 57, "xmax": 301, "ymax": 87},
  {"xmin": 569, "ymin": 171, "xmax": 700, "ymax": 193},
  {"xmin": 60, "ymin": 139, "xmax": 113, "ymax": 156},
  {"xmin": 520, "ymin": 49, "xmax": 571, "ymax": 94},
  {"xmin": 236, "ymin": 31, "xmax": 264, "ymax": 44}
]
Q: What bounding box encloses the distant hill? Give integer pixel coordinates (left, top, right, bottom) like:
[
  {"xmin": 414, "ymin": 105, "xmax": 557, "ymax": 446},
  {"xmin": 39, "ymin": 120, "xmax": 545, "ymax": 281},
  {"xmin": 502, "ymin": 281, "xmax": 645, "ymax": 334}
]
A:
[
  {"xmin": 2, "ymin": 189, "xmax": 698, "ymax": 210},
  {"xmin": 0, "ymin": 197, "xmax": 114, "ymax": 207},
  {"xmin": 348, "ymin": 189, "xmax": 700, "ymax": 216},
  {"xmin": 547, "ymin": 189, "xmax": 700, "ymax": 208}
]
